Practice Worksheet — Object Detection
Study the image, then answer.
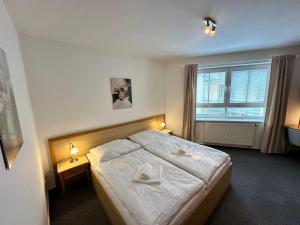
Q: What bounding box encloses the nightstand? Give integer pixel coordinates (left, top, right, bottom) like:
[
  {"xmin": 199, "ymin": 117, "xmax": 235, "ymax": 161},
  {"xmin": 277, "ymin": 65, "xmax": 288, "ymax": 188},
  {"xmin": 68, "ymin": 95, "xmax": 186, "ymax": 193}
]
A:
[
  {"xmin": 57, "ymin": 155, "xmax": 90, "ymax": 193},
  {"xmin": 162, "ymin": 129, "xmax": 173, "ymax": 135},
  {"xmin": 286, "ymin": 124, "xmax": 300, "ymax": 147}
]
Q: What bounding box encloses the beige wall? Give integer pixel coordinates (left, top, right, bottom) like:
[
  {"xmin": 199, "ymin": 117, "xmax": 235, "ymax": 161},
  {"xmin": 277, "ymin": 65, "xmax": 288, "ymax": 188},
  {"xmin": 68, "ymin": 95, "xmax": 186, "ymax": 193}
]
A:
[
  {"xmin": 165, "ymin": 46, "xmax": 300, "ymax": 138},
  {"xmin": 0, "ymin": 1, "xmax": 48, "ymax": 224},
  {"xmin": 20, "ymin": 35, "xmax": 166, "ymax": 187}
]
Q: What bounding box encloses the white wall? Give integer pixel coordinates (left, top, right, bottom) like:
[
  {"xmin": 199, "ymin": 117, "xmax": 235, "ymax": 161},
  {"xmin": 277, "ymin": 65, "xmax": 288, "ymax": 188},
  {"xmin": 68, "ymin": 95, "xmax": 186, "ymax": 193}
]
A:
[
  {"xmin": 20, "ymin": 35, "xmax": 166, "ymax": 186},
  {"xmin": 0, "ymin": 1, "xmax": 48, "ymax": 225},
  {"xmin": 18, "ymin": 33, "xmax": 300, "ymax": 189},
  {"xmin": 165, "ymin": 46, "xmax": 300, "ymax": 144}
]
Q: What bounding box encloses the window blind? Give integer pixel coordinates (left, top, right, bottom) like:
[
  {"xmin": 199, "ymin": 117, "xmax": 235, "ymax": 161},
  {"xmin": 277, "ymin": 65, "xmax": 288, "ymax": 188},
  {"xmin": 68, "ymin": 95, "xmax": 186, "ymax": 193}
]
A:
[{"xmin": 196, "ymin": 64, "xmax": 270, "ymax": 122}]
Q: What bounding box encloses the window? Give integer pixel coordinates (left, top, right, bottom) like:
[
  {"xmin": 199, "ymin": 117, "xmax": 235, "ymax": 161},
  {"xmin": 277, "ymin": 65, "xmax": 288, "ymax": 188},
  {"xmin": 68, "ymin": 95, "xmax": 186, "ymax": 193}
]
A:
[{"xmin": 196, "ymin": 64, "xmax": 270, "ymax": 122}]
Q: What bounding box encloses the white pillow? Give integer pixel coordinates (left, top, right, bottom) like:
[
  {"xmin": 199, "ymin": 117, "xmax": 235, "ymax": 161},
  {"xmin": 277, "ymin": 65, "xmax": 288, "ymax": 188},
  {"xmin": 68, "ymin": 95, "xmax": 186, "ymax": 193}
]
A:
[
  {"xmin": 129, "ymin": 130, "xmax": 170, "ymax": 146},
  {"xmin": 89, "ymin": 139, "xmax": 141, "ymax": 163}
]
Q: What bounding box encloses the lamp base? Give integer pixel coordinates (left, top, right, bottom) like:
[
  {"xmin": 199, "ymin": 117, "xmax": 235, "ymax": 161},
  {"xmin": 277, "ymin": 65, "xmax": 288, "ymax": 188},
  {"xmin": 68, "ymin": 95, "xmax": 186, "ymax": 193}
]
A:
[{"xmin": 70, "ymin": 158, "xmax": 78, "ymax": 163}]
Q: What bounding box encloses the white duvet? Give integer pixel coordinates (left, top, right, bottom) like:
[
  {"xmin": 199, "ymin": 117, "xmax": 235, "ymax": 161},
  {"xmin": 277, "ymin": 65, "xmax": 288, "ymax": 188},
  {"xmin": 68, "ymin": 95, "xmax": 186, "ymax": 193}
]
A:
[
  {"xmin": 129, "ymin": 130, "xmax": 170, "ymax": 146},
  {"xmin": 95, "ymin": 149, "xmax": 205, "ymax": 225},
  {"xmin": 143, "ymin": 135, "xmax": 230, "ymax": 183}
]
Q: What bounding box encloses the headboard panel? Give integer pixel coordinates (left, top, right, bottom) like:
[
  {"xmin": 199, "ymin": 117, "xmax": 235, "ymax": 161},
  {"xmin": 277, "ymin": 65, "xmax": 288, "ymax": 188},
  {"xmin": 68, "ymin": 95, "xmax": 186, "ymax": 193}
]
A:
[{"xmin": 48, "ymin": 114, "xmax": 165, "ymax": 181}]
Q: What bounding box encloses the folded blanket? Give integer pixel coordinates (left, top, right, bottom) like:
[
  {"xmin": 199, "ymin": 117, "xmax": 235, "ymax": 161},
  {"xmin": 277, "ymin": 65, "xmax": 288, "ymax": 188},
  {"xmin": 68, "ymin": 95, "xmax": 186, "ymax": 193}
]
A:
[{"xmin": 133, "ymin": 164, "xmax": 163, "ymax": 185}]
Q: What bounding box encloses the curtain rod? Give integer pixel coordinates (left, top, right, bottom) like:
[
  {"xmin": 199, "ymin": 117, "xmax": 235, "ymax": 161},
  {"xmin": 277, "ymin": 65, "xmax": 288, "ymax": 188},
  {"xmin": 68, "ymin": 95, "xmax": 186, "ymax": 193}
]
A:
[
  {"xmin": 197, "ymin": 59, "xmax": 271, "ymax": 70},
  {"xmin": 197, "ymin": 55, "xmax": 300, "ymax": 70}
]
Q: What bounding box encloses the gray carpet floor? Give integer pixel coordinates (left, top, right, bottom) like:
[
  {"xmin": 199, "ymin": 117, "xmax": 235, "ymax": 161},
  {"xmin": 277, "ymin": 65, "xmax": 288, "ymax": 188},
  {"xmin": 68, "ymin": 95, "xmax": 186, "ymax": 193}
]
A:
[{"xmin": 49, "ymin": 148, "xmax": 300, "ymax": 225}]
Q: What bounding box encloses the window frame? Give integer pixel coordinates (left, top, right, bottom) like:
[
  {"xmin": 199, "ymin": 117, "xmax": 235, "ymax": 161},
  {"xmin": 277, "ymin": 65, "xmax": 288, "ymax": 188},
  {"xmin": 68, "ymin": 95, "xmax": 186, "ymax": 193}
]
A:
[{"xmin": 196, "ymin": 63, "xmax": 271, "ymax": 122}]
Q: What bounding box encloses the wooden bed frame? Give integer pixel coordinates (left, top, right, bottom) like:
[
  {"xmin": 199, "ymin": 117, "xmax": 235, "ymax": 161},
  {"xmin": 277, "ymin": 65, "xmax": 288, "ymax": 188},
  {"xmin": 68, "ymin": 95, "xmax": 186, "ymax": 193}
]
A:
[
  {"xmin": 48, "ymin": 114, "xmax": 165, "ymax": 182},
  {"xmin": 48, "ymin": 114, "xmax": 231, "ymax": 225},
  {"xmin": 92, "ymin": 166, "xmax": 231, "ymax": 225}
]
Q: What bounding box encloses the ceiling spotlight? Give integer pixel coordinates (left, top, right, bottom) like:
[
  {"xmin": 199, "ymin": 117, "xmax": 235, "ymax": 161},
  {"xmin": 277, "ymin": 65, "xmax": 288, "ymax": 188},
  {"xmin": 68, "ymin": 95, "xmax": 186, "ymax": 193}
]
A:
[
  {"xmin": 204, "ymin": 20, "xmax": 211, "ymax": 34},
  {"xmin": 203, "ymin": 18, "xmax": 217, "ymax": 37},
  {"xmin": 209, "ymin": 25, "xmax": 216, "ymax": 37}
]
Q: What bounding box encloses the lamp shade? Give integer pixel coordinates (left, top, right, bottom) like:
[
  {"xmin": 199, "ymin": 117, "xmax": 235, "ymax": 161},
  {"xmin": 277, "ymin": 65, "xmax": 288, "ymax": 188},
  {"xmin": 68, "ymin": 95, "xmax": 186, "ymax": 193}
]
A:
[{"xmin": 70, "ymin": 147, "xmax": 78, "ymax": 155}]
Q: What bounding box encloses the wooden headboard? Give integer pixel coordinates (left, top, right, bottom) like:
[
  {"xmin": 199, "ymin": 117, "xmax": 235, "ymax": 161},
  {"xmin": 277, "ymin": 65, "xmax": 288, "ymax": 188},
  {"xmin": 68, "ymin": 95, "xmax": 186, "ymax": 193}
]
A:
[{"xmin": 48, "ymin": 114, "xmax": 165, "ymax": 179}]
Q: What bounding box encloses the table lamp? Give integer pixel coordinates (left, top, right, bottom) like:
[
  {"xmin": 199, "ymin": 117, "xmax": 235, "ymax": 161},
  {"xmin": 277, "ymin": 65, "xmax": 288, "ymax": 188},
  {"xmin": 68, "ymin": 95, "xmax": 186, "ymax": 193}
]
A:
[
  {"xmin": 160, "ymin": 121, "xmax": 166, "ymax": 130},
  {"xmin": 70, "ymin": 143, "xmax": 79, "ymax": 163}
]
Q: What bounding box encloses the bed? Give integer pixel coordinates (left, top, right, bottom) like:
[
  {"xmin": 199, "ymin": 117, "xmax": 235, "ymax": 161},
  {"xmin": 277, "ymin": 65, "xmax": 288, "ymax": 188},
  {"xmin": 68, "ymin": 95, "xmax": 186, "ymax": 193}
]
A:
[
  {"xmin": 87, "ymin": 148, "xmax": 206, "ymax": 225},
  {"xmin": 129, "ymin": 130, "xmax": 231, "ymax": 192},
  {"xmin": 48, "ymin": 114, "xmax": 231, "ymax": 225}
]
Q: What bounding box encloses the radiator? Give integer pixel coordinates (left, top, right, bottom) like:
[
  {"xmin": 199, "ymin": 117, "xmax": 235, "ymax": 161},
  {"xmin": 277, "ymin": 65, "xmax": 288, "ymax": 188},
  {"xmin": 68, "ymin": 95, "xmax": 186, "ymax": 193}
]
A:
[{"xmin": 203, "ymin": 122, "xmax": 257, "ymax": 147}]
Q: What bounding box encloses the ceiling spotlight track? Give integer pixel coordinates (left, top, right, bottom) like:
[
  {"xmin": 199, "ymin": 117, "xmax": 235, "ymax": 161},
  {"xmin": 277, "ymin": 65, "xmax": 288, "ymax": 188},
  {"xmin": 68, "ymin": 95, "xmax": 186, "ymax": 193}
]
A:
[{"xmin": 203, "ymin": 17, "xmax": 217, "ymax": 37}]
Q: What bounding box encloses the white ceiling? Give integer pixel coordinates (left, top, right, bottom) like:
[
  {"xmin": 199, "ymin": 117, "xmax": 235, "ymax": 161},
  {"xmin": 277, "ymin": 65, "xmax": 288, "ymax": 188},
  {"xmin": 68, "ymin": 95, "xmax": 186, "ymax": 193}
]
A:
[{"xmin": 4, "ymin": 0, "xmax": 300, "ymax": 60}]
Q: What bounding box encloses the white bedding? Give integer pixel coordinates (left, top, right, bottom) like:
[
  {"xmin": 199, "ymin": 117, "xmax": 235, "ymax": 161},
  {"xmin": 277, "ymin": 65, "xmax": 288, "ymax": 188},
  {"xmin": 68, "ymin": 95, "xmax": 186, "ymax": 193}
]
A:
[
  {"xmin": 142, "ymin": 135, "xmax": 231, "ymax": 184},
  {"xmin": 129, "ymin": 130, "xmax": 170, "ymax": 146},
  {"xmin": 89, "ymin": 149, "xmax": 205, "ymax": 225},
  {"xmin": 89, "ymin": 139, "xmax": 141, "ymax": 163}
]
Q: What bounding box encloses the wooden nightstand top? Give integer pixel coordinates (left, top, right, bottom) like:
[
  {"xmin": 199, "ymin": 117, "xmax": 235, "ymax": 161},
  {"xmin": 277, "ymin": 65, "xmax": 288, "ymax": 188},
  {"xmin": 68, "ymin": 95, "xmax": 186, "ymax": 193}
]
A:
[
  {"xmin": 57, "ymin": 155, "xmax": 89, "ymax": 174},
  {"xmin": 162, "ymin": 129, "xmax": 173, "ymax": 135},
  {"xmin": 286, "ymin": 124, "xmax": 300, "ymax": 131}
]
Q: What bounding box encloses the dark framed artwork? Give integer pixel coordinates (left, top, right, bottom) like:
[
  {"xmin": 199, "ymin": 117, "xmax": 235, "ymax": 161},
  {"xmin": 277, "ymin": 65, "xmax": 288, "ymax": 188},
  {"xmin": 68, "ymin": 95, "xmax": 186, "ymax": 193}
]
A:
[
  {"xmin": 111, "ymin": 78, "xmax": 132, "ymax": 110},
  {"xmin": 0, "ymin": 47, "xmax": 23, "ymax": 169}
]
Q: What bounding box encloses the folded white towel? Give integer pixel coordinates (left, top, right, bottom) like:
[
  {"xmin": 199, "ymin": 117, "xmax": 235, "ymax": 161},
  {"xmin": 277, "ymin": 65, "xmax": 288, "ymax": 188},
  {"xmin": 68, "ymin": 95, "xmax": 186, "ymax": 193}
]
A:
[
  {"xmin": 172, "ymin": 149, "xmax": 192, "ymax": 156},
  {"xmin": 134, "ymin": 164, "xmax": 163, "ymax": 185},
  {"xmin": 139, "ymin": 163, "xmax": 152, "ymax": 180},
  {"xmin": 177, "ymin": 149, "xmax": 186, "ymax": 154}
]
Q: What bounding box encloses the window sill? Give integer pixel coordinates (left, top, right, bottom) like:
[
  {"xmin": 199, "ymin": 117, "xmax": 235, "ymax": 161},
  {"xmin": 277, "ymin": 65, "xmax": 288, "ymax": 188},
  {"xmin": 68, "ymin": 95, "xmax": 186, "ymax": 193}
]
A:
[{"xmin": 196, "ymin": 118, "xmax": 264, "ymax": 123}]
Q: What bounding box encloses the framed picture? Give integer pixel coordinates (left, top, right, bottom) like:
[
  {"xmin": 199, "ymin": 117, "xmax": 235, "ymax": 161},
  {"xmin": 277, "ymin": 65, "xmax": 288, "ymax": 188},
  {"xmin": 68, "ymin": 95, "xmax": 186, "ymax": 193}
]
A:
[
  {"xmin": 111, "ymin": 78, "xmax": 132, "ymax": 110},
  {"xmin": 0, "ymin": 47, "xmax": 23, "ymax": 170}
]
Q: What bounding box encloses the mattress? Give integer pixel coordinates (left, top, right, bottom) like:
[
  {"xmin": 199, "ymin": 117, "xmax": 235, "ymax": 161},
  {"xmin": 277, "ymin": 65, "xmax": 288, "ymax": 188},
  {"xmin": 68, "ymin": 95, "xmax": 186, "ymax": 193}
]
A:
[
  {"xmin": 87, "ymin": 149, "xmax": 206, "ymax": 225},
  {"xmin": 141, "ymin": 135, "xmax": 231, "ymax": 186}
]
